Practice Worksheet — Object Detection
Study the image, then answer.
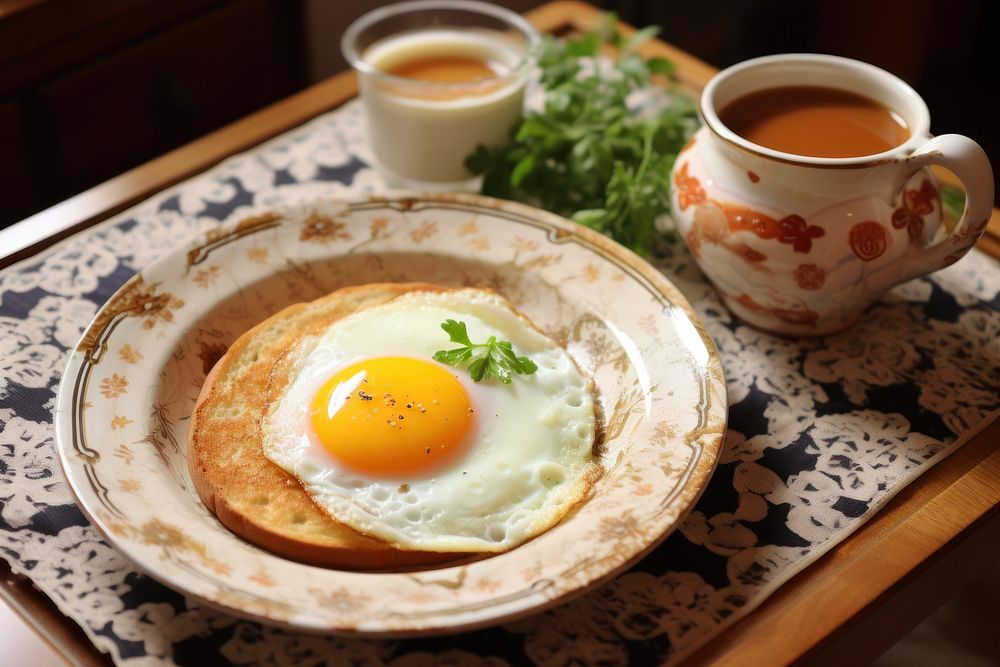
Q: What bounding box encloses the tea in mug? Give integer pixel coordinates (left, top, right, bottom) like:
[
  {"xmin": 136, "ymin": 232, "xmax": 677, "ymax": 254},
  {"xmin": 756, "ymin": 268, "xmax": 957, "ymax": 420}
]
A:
[{"xmin": 719, "ymin": 86, "xmax": 910, "ymax": 158}]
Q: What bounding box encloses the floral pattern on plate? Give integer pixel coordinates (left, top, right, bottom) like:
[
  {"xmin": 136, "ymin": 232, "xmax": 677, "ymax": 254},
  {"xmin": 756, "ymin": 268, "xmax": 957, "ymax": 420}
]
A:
[{"xmin": 54, "ymin": 194, "xmax": 728, "ymax": 635}]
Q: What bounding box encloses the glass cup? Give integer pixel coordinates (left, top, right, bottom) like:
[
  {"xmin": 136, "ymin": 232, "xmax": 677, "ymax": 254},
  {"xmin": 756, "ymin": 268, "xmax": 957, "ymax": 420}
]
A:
[{"xmin": 341, "ymin": 0, "xmax": 541, "ymax": 190}]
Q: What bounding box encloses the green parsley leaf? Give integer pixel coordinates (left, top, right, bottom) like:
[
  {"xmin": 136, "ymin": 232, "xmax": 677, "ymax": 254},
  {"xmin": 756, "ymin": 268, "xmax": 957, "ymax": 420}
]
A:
[
  {"xmin": 439, "ymin": 318, "xmax": 473, "ymax": 346},
  {"xmin": 466, "ymin": 15, "xmax": 700, "ymax": 257},
  {"xmin": 432, "ymin": 321, "xmax": 538, "ymax": 384},
  {"xmin": 941, "ymin": 184, "xmax": 966, "ymax": 225}
]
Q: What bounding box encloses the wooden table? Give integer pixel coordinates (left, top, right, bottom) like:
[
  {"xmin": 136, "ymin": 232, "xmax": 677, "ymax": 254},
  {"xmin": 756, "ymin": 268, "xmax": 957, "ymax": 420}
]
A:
[{"xmin": 2, "ymin": 2, "xmax": 999, "ymax": 665}]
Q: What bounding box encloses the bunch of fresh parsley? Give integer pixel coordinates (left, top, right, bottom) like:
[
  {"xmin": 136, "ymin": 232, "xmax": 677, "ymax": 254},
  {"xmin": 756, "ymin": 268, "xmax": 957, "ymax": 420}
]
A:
[{"xmin": 465, "ymin": 16, "xmax": 700, "ymax": 257}]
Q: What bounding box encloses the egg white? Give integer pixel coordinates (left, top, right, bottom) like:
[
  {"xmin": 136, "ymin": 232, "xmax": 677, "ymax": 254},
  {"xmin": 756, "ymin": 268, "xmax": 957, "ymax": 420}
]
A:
[{"xmin": 261, "ymin": 289, "xmax": 599, "ymax": 553}]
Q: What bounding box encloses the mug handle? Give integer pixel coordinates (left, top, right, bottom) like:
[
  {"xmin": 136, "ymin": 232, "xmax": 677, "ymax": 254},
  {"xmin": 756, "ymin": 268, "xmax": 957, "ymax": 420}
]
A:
[{"xmin": 898, "ymin": 134, "xmax": 994, "ymax": 280}]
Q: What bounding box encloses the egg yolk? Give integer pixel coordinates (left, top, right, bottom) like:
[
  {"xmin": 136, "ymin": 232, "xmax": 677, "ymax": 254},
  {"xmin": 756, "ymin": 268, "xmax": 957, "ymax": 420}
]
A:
[{"xmin": 308, "ymin": 357, "xmax": 474, "ymax": 476}]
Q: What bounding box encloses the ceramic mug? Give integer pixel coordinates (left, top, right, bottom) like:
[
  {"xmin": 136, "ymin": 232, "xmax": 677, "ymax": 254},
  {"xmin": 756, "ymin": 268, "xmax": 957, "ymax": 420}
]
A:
[{"xmin": 671, "ymin": 54, "xmax": 994, "ymax": 335}]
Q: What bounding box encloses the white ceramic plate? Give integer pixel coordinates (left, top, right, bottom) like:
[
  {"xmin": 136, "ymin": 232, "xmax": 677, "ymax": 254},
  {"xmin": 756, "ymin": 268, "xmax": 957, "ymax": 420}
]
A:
[{"xmin": 55, "ymin": 194, "xmax": 727, "ymax": 636}]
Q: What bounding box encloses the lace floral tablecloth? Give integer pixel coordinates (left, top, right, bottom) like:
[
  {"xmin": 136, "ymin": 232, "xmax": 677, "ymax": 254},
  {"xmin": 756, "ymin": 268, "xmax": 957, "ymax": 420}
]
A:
[{"xmin": 2, "ymin": 100, "xmax": 999, "ymax": 666}]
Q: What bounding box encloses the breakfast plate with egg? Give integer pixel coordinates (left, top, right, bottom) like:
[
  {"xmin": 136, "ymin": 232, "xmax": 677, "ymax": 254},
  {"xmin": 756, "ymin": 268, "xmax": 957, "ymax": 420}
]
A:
[{"xmin": 55, "ymin": 194, "xmax": 727, "ymax": 635}]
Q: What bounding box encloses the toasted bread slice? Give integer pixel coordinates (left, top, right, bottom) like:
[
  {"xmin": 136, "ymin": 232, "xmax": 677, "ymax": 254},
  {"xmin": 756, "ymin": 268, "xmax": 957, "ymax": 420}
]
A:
[{"xmin": 187, "ymin": 283, "xmax": 459, "ymax": 568}]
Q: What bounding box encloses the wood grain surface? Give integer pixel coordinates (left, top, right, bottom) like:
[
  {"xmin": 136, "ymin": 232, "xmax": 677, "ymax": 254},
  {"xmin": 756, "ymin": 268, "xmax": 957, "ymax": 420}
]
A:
[{"xmin": 0, "ymin": 3, "xmax": 997, "ymax": 666}]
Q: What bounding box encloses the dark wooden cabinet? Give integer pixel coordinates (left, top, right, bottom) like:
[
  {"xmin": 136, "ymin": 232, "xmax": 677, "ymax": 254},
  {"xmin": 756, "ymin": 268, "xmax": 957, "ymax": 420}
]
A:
[
  {"xmin": 0, "ymin": 101, "xmax": 31, "ymax": 217},
  {"xmin": 0, "ymin": 0, "xmax": 306, "ymax": 227}
]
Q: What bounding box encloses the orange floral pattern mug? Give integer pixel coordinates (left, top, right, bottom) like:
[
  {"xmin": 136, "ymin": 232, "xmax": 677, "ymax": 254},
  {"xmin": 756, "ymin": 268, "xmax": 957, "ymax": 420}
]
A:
[{"xmin": 671, "ymin": 54, "xmax": 994, "ymax": 335}]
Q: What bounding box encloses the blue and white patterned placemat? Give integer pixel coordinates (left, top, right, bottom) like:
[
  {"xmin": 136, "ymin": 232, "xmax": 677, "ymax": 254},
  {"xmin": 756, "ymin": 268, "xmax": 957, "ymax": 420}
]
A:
[{"xmin": 2, "ymin": 100, "xmax": 999, "ymax": 666}]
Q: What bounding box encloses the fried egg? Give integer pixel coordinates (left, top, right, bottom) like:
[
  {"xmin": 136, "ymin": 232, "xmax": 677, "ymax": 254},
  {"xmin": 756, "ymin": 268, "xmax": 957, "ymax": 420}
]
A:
[{"xmin": 261, "ymin": 289, "xmax": 599, "ymax": 553}]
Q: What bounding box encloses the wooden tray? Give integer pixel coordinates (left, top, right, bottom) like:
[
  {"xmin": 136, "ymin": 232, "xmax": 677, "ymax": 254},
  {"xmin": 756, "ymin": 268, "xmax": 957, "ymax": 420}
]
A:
[{"xmin": 2, "ymin": 2, "xmax": 999, "ymax": 665}]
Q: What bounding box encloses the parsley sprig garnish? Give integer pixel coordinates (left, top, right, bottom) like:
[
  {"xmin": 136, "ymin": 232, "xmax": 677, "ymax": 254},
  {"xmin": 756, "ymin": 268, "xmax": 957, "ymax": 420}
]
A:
[
  {"xmin": 465, "ymin": 15, "xmax": 700, "ymax": 257},
  {"xmin": 432, "ymin": 319, "xmax": 538, "ymax": 384}
]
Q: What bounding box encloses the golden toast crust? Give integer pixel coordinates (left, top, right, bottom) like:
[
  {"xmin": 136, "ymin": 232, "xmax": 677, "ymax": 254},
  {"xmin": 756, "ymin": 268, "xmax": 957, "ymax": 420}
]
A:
[{"xmin": 187, "ymin": 283, "xmax": 459, "ymax": 569}]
